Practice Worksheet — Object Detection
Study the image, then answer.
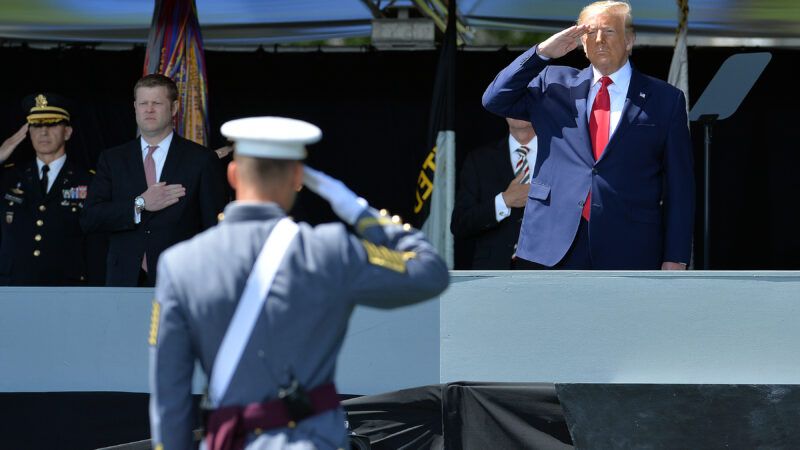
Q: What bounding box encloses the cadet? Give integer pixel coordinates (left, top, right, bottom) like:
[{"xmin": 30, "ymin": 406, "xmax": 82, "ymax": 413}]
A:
[
  {"xmin": 149, "ymin": 117, "xmax": 449, "ymax": 450},
  {"xmin": 0, "ymin": 93, "xmax": 92, "ymax": 285}
]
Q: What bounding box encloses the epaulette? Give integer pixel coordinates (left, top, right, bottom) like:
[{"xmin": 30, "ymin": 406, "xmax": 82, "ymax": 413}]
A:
[
  {"xmin": 362, "ymin": 240, "xmax": 417, "ymax": 273},
  {"xmin": 3, "ymin": 162, "xmax": 14, "ymax": 168}
]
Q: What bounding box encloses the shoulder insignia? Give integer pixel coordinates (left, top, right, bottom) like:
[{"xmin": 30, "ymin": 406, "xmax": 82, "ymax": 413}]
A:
[
  {"xmin": 148, "ymin": 299, "xmax": 161, "ymax": 346},
  {"xmin": 3, "ymin": 163, "xmax": 13, "ymax": 168},
  {"xmin": 356, "ymin": 216, "xmax": 393, "ymax": 235},
  {"xmin": 361, "ymin": 240, "xmax": 417, "ymax": 273}
]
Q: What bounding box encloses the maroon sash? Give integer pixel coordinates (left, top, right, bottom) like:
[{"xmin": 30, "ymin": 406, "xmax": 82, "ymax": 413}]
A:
[{"xmin": 205, "ymin": 383, "xmax": 340, "ymax": 450}]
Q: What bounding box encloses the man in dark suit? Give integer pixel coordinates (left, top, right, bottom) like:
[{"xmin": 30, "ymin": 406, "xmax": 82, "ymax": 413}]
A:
[
  {"xmin": 451, "ymin": 118, "xmax": 536, "ymax": 269},
  {"xmin": 482, "ymin": 1, "xmax": 694, "ymax": 270},
  {"xmin": 0, "ymin": 93, "xmax": 93, "ymax": 285},
  {"xmin": 81, "ymin": 74, "xmax": 227, "ymax": 287}
]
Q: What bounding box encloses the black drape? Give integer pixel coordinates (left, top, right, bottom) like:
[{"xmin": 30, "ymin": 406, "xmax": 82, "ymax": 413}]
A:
[{"xmin": 1, "ymin": 46, "xmax": 798, "ymax": 271}]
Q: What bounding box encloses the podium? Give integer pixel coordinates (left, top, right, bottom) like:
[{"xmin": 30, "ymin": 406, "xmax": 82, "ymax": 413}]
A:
[{"xmin": 689, "ymin": 52, "xmax": 771, "ymax": 268}]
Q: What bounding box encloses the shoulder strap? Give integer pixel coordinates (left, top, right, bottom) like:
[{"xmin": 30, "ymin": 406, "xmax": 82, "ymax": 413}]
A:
[{"xmin": 208, "ymin": 217, "xmax": 300, "ymax": 407}]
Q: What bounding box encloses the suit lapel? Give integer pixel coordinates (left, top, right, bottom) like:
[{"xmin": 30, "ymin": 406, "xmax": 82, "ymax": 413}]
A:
[
  {"xmin": 127, "ymin": 139, "xmax": 149, "ymax": 195},
  {"xmin": 498, "ymin": 138, "xmax": 514, "ymax": 181},
  {"xmin": 599, "ymin": 67, "xmax": 650, "ymax": 162},
  {"xmin": 45, "ymin": 158, "xmax": 71, "ymax": 202},
  {"xmin": 160, "ymin": 134, "xmax": 185, "ymax": 184},
  {"xmin": 570, "ymin": 67, "xmax": 596, "ymax": 167}
]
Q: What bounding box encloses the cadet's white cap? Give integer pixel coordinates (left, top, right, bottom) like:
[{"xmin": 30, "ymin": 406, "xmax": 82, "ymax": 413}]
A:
[{"xmin": 220, "ymin": 116, "xmax": 322, "ymax": 160}]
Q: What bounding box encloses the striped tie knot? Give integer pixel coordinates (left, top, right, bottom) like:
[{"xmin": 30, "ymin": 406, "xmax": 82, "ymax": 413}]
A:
[{"xmin": 514, "ymin": 146, "xmax": 530, "ymax": 184}]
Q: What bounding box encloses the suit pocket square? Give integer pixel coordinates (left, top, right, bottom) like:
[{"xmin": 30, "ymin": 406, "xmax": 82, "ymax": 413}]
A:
[{"xmin": 528, "ymin": 182, "xmax": 551, "ymax": 201}]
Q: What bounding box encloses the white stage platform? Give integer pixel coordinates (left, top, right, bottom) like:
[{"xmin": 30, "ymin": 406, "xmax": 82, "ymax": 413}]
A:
[{"xmin": 1, "ymin": 271, "xmax": 798, "ymax": 395}]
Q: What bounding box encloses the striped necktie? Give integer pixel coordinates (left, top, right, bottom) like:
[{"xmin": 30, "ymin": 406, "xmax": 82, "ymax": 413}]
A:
[{"xmin": 514, "ymin": 146, "xmax": 530, "ymax": 184}]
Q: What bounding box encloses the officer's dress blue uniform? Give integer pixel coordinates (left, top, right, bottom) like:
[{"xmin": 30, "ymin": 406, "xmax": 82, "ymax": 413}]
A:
[
  {"xmin": 149, "ymin": 202, "xmax": 449, "ymax": 449},
  {"xmin": 0, "ymin": 158, "xmax": 91, "ymax": 285}
]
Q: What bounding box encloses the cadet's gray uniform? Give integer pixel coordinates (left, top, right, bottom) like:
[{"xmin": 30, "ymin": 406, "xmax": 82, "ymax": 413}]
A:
[{"xmin": 149, "ymin": 201, "xmax": 449, "ymax": 450}]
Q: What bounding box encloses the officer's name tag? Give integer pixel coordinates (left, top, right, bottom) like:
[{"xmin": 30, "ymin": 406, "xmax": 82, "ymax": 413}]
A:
[{"xmin": 4, "ymin": 193, "xmax": 23, "ymax": 204}]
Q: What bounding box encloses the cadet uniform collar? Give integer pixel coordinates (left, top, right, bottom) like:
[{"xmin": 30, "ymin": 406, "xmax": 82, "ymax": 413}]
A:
[{"xmin": 221, "ymin": 201, "xmax": 286, "ymax": 223}]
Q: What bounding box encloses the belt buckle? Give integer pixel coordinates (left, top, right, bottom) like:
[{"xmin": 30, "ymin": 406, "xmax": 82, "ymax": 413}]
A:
[{"xmin": 278, "ymin": 377, "xmax": 314, "ymax": 423}]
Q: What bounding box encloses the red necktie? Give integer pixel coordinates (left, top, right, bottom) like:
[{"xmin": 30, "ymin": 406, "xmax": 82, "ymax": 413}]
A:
[
  {"xmin": 142, "ymin": 145, "xmax": 158, "ymax": 271},
  {"xmin": 582, "ymin": 76, "xmax": 612, "ymax": 221}
]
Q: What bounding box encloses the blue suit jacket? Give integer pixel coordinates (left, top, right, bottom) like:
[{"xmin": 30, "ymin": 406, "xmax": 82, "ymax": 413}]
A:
[{"xmin": 482, "ymin": 47, "xmax": 695, "ymax": 269}]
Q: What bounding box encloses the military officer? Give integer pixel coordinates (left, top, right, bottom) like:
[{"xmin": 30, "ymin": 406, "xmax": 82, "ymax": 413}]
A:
[
  {"xmin": 149, "ymin": 116, "xmax": 449, "ymax": 450},
  {"xmin": 0, "ymin": 93, "xmax": 92, "ymax": 285}
]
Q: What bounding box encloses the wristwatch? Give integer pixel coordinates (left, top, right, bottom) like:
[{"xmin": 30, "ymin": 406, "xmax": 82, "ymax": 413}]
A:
[{"xmin": 134, "ymin": 196, "xmax": 146, "ymax": 214}]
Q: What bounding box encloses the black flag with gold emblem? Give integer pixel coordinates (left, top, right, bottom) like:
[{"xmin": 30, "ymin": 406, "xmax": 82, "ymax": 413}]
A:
[{"xmin": 412, "ymin": 0, "xmax": 456, "ymax": 267}]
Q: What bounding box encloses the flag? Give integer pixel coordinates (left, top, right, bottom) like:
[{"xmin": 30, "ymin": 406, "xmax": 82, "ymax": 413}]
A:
[
  {"xmin": 413, "ymin": 0, "xmax": 457, "ymax": 268},
  {"xmin": 144, "ymin": 0, "xmax": 210, "ymax": 146},
  {"xmin": 667, "ymin": 0, "xmax": 689, "ymax": 116}
]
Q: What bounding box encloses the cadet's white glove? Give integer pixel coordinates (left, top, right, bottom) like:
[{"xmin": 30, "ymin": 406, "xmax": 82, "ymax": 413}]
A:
[{"xmin": 303, "ymin": 165, "xmax": 368, "ymax": 225}]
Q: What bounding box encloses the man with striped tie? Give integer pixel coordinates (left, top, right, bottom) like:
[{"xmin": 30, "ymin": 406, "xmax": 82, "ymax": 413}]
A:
[{"xmin": 451, "ymin": 118, "xmax": 537, "ymax": 269}]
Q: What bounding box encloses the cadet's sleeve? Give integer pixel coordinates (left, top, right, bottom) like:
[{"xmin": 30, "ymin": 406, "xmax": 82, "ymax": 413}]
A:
[
  {"xmin": 343, "ymin": 209, "xmax": 449, "ymax": 308},
  {"xmin": 149, "ymin": 258, "xmax": 195, "ymax": 450}
]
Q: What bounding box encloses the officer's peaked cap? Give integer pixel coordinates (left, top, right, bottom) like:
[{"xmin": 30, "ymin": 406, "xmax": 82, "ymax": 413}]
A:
[
  {"xmin": 22, "ymin": 93, "xmax": 71, "ymax": 125},
  {"xmin": 221, "ymin": 116, "xmax": 321, "ymax": 160}
]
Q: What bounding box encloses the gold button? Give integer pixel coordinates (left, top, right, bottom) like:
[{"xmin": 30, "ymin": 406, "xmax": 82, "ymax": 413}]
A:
[
  {"xmin": 403, "ymin": 223, "xmax": 412, "ymax": 231},
  {"xmin": 379, "ymin": 209, "xmax": 388, "ymax": 216},
  {"xmin": 36, "ymin": 219, "xmax": 44, "ymax": 226},
  {"xmin": 33, "ymin": 250, "xmax": 41, "ymax": 257},
  {"xmin": 71, "ymin": 207, "xmax": 77, "ymax": 212},
  {"xmin": 217, "ymin": 212, "xmax": 225, "ymax": 222},
  {"xmin": 35, "ymin": 234, "xmax": 42, "ymax": 241},
  {"xmin": 391, "ymin": 215, "xmax": 401, "ymax": 224},
  {"xmin": 7, "ymin": 202, "xmax": 12, "ymax": 206},
  {"xmin": 254, "ymin": 427, "xmax": 263, "ymax": 435},
  {"xmin": 287, "ymin": 420, "xmax": 297, "ymax": 429},
  {"xmin": 39, "ymin": 205, "xmax": 46, "ymax": 212}
]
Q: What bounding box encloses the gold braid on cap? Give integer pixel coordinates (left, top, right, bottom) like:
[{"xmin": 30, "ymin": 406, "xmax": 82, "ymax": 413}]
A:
[{"xmin": 27, "ymin": 94, "xmax": 70, "ymax": 125}]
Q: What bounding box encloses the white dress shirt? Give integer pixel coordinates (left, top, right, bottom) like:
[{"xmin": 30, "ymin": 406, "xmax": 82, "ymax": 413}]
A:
[
  {"xmin": 494, "ymin": 134, "xmax": 538, "ymax": 222},
  {"xmin": 135, "ymin": 132, "xmax": 174, "ymax": 223},
  {"xmin": 587, "ymin": 61, "xmax": 632, "ymax": 140},
  {"xmin": 36, "ymin": 153, "xmax": 67, "ymax": 194}
]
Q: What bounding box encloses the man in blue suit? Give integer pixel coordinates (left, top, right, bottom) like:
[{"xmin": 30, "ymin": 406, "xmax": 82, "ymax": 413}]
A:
[{"xmin": 482, "ymin": 1, "xmax": 694, "ymax": 270}]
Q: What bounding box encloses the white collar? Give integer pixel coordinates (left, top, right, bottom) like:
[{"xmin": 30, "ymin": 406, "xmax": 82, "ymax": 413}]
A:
[
  {"xmin": 591, "ymin": 60, "xmax": 632, "ymax": 89},
  {"xmin": 36, "ymin": 153, "xmax": 67, "ymax": 174},
  {"xmin": 140, "ymin": 132, "xmax": 174, "ymax": 154}
]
